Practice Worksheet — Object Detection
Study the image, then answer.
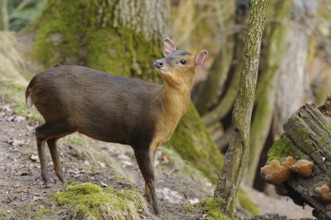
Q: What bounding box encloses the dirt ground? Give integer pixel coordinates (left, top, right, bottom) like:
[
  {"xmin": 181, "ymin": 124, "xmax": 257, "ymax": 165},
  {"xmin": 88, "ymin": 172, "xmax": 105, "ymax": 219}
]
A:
[{"xmin": 0, "ymin": 101, "xmax": 315, "ymax": 219}]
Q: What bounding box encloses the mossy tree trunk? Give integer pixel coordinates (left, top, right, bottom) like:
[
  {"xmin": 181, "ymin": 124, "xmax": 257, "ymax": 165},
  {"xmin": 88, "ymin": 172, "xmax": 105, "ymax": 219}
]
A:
[
  {"xmin": 29, "ymin": 0, "xmax": 168, "ymax": 81},
  {"xmin": 213, "ymin": 0, "xmax": 269, "ymax": 218},
  {"xmin": 28, "ymin": 0, "xmax": 223, "ymax": 181},
  {"xmin": 244, "ymin": 0, "xmax": 293, "ymax": 187}
]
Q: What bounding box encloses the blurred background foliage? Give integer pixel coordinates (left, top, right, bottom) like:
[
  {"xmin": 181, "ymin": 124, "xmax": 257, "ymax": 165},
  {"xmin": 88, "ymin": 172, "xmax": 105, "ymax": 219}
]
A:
[{"xmin": 1, "ymin": 0, "xmax": 47, "ymax": 31}]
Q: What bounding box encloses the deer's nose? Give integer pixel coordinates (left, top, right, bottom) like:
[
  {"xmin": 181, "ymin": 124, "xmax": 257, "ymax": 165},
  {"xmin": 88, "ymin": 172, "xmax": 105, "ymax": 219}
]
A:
[{"xmin": 154, "ymin": 60, "xmax": 164, "ymax": 69}]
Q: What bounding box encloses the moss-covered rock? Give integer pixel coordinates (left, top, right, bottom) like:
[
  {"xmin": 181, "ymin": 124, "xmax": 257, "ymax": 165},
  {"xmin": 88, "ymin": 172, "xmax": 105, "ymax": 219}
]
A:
[
  {"xmin": 202, "ymin": 198, "xmax": 228, "ymax": 220},
  {"xmin": 53, "ymin": 182, "xmax": 148, "ymax": 220}
]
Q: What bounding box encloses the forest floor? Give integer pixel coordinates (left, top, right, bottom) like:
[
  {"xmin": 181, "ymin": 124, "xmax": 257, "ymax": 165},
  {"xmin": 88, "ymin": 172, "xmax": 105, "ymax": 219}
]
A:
[
  {"xmin": 0, "ymin": 101, "xmax": 212, "ymax": 220},
  {"xmin": 0, "ymin": 101, "xmax": 315, "ymax": 219}
]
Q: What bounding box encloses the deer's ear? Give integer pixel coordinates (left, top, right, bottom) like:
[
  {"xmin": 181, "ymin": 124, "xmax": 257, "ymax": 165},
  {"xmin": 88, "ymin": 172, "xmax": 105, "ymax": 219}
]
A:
[
  {"xmin": 163, "ymin": 38, "xmax": 176, "ymax": 56},
  {"xmin": 195, "ymin": 50, "xmax": 208, "ymax": 68}
]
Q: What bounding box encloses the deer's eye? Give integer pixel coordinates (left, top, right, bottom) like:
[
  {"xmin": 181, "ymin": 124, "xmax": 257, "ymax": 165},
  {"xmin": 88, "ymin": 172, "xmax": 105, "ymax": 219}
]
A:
[{"xmin": 179, "ymin": 59, "xmax": 186, "ymax": 65}]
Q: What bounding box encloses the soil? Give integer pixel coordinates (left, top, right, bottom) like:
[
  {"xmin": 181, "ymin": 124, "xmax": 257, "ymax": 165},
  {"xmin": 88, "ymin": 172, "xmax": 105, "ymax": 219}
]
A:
[{"xmin": 0, "ymin": 101, "xmax": 316, "ymax": 219}]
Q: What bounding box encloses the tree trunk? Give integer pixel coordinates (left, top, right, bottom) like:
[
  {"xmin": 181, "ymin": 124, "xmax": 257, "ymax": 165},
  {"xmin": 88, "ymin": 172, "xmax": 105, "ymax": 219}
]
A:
[
  {"xmin": 0, "ymin": 0, "xmax": 8, "ymax": 31},
  {"xmin": 213, "ymin": 0, "xmax": 269, "ymax": 218},
  {"xmin": 272, "ymin": 23, "xmax": 311, "ymax": 137},
  {"xmin": 29, "ymin": 0, "xmax": 168, "ymax": 81},
  {"xmin": 202, "ymin": 35, "xmax": 242, "ymax": 127},
  {"xmin": 194, "ymin": 0, "xmax": 235, "ymax": 115},
  {"xmin": 262, "ymin": 96, "xmax": 331, "ymax": 220},
  {"xmin": 28, "ymin": 0, "xmax": 223, "ymax": 181},
  {"xmin": 244, "ymin": 0, "xmax": 292, "ymax": 187},
  {"xmin": 201, "ymin": 0, "xmax": 249, "ymax": 127}
]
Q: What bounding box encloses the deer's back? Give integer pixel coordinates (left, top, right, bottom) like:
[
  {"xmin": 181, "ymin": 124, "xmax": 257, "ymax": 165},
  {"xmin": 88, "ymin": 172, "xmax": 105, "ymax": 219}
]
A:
[{"xmin": 27, "ymin": 65, "xmax": 163, "ymax": 146}]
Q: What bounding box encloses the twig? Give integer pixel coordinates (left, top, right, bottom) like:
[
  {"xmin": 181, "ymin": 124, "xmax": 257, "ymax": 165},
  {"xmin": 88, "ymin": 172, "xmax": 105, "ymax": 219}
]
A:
[{"xmin": 8, "ymin": 0, "xmax": 32, "ymax": 19}]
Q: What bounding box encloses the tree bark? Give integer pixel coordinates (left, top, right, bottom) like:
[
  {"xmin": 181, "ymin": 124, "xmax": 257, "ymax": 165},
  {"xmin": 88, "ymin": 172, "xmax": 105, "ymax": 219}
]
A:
[
  {"xmin": 272, "ymin": 23, "xmax": 311, "ymax": 136},
  {"xmin": 213, "ymin": 0, "xmax": 269, "ymax": 218},
  {"xmin": 263, "ymin": 96, "xmax": 331, "ymax": 219},
  {"xmin": 28, "ymin": 0, "xmax": 223, "ymax": 181},
  {"xmin": 0, "ymin": 0, "xmax": 8, "ymax": 31},
  {"xmin": 29, "ymin": 0, "xmax": 169, "ymax": 81},
  {"xmin": 244, "ymin": 0, "xmax": 292, "ymax": 187}
]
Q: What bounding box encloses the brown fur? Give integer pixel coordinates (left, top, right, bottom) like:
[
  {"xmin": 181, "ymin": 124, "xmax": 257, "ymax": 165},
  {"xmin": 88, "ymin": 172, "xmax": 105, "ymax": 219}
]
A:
[{"xmin": 25, "ymin": 39, "xmax": 207, "ymax": 215}]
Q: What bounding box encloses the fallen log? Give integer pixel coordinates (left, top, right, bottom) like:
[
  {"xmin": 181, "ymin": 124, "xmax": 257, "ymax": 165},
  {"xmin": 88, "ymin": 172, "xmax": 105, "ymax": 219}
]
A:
[{"xmin": 261, "ymin": 96, "xmax": 331, "ymax": 219}]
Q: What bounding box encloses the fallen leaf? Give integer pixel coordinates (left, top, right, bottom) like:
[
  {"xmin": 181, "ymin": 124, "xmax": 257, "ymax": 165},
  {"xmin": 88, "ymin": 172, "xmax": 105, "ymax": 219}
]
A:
[
  {"xmin": 98, "ymin": 161, "xmax": 106, "ymax": 168},
  {"xmin": 100, "ymin": 182, "xmax": 108, "ymax": 187},
  {"xmin": 122, "ymin": 161, "xmax": 133, "ymax": 166},
  {"xmin": 189, "ymin": 198, "xmax": 200, "ymax": 204},
  {"xmin": 161, "ymin": 153, "xmax": 171, "ymax": 164}
]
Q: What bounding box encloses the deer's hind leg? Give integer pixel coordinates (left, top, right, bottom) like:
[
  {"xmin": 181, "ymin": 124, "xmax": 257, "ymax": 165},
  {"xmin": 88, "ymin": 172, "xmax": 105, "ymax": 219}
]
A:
[{"xmin": 35, "ymin": 121, "xmax": 74, "ymax": 183}]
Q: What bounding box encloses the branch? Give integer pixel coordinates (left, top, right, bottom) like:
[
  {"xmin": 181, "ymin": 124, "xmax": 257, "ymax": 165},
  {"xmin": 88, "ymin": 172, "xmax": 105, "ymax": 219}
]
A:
[
  {"xmin": 8, "ymin": 0, "xmax": 32, "ymax": 20},
  {"xmin": 0, "ymin": 0, "xmax": 8, "ymax": 31}
]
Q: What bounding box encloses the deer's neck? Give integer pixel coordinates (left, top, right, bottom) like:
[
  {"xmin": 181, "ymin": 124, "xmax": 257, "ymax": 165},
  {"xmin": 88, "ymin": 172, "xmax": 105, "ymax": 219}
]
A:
[
  {"xmin": 151, "ymin": 81, "xmax": 193, "ymax": 151},
  {"xmin": 162, "ymin": 83, "xmax": 191, "ymax": 118}
]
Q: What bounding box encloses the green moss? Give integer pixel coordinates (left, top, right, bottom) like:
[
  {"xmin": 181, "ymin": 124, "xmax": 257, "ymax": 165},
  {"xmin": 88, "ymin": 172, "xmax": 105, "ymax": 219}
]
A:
[
  {"xmin": 202, "ymin": 198, "xmax": 228, "ymax": 220},
  {"xmin": 28, "ymin": 1, "xmax": 86, "ymax": 67},
  {"xmin": 267, "ymin": 133, "xmax": 304, "ymax": 162},
  {"xmin": 237, "ymin": 189, "xmax": 260, "ymax": 216},
  {"xmin": 53, "ymin": 182, "xmax": 147, "ymax": 219},
  {"xmin": 13, "ymin": 201, "xmax": 55, "ymax": 219},
  {"xmin": 33, "ymin": 21, "xmax": 80, "ymax": 67},
  {"xmin": 33, "ymin": 208, "xmax": 52, "ymax": 219},
  {"xmin": 0, "ymin": 209, "xmax": 6, "ymax": 217},
  {"xmin": 86, "ymin": 27, "xmax": 162, "ymax": 83},
  {"xmin": 29, "ymin": 1, "xmax": 162, "ymax": 83},
  {"xmin": 116, "ymin": 189, "xmax": 149, "ymax": 211},
  {"xmin": 167, "ymin": 103, "xmax": 224, "ymax": 183}
]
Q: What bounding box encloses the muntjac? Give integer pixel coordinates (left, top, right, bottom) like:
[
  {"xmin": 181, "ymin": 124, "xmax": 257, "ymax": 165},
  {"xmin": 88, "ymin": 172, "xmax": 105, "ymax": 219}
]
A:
[{"xmin": 25, "ymin": 38, "xmax": 207, "ymax": 215}]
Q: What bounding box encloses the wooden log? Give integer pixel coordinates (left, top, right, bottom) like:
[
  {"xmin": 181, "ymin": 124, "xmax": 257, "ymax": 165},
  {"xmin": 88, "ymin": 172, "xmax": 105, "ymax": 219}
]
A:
[{"xmin": 262, "ymin": 96, "xmax": 331, "ymax": 219}]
